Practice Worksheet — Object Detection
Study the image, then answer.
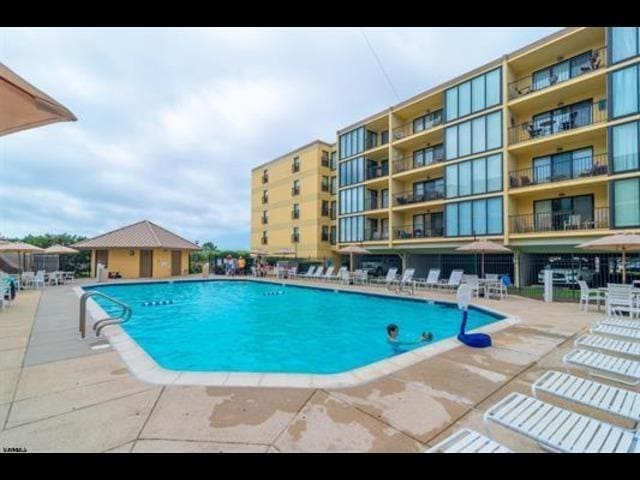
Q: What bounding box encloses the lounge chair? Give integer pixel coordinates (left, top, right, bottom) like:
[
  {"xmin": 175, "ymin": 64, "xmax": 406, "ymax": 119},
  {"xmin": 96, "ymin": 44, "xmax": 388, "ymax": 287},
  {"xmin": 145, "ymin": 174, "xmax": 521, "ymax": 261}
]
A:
[
  {"xmin": 598, "ymin": 315, "xmax": 640, "ymax": 330},
  {"xmin": 563, "ymin": 349, "xmax": 640, "ymax": 386},
  {"xmin": 390, "ymin": 268, "xmax": 415, "ymax": 295},
  {"xmin": 484, "ymin": 392, "xmax": 640, "ymax": 453},
  {"xmin": 591, "ymin": 324, "xmax": 640, "ymax": 341},
  {"xmin": 321, "ymin": 266, "xmax": 335, "ymax": 281},
  {"xmin": 338, "ymin": 268, "xmax": 351, "ymax": 284},
  {"xmin": 578, "ymin": 280, "xmax": 604, "ymax": 312},
  {"xmin": 353, "ymin": 269, "xmax": 368, "ymax": 285},
  {"xmin": 438, "ymin": 269, "xmax": 464, "ymax": 293},
  {"xmin": 575, "ymin": 334, "xmax": 640, "ymax": 359},
  {"xmin": 293, "ymin": 265, "xmax": 315, "ymax": 279},
  {"xmin": 312, "ymin": 267, "xmax": 325, "ymax": 279},
  {"xmin": 426, "ymin": 428, "xmax": 512, "ymax": 453},
  {"xmin": 416, "ymin": 268, "xmax": 440, "ymax": 290},
  {"xmin": 606, "ymin": 284, "xmax": 638, "ymax": 318},
  {"xmin": 532, "ymin": 370, "xmax": 640, "ymax": 428},
  {"xmin": 374, "ymin": 268, "xmax": 398, "ymax": 287}
]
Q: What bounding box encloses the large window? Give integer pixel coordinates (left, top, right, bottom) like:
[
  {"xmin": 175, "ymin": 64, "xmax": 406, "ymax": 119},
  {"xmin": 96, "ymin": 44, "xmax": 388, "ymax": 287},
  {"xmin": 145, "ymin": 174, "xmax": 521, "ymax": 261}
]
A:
[
  {"xmin": 445, "ymin": 154, "xmax": 503, "ymax": 199},
  {"xmin": 445, "ymin": 67, "xmax": 501, "ymax": 122},
  {"xmin": 611, "ymin": 64, "xmax": 640, "ymax": 119},
  {"xmin": 611, "ymin": 120, "xmax": 640, "ymax": 173},
  {"xmin": 445, "ymin": 196, "xmax": 503, "ymax": 237},
  {"xmin": 613, "ymin": 178, "xmax": 640, "ymax": 228},
  {"xmin": 531, "ymin": 51, "xmax": 596, "ymax": 91},
  {"xmin": 532, "ymin": 148, "xmax": 594, "ymax": 183},
  {"xmin": 445, "ymin": 111, "xmax": 502, "ymax": 161},
  {"xmin": 412, "ymin": 110, "xmax": 443, "ymax": 133},
  {"xmin": 533, "ymin": 195, "xmax": 594, "ymax": 231},
  {"xmin": 339, "ymin": 156, "xmax": 365, "ymax": 186},
  {"xmin": 530, "ymin": 99, "xmax": 594, "ymax": 137},
  {"xmin": 339, "ymin": 127, "xmax": 365, "ymax": 160},
  {"xmin": 413, "ymin": 144, "xmax": 444, "ymax": 168},
  {"xmin": 339, "ymin": 215, "xmax": 365, "ymax": 243},
  {"xmin": 610, "ymin": 27, "xmax": 640, "ymax": 65},
  {"xmin": 339, "ymin": 186, "xmax": 364, "ymax": 215}
]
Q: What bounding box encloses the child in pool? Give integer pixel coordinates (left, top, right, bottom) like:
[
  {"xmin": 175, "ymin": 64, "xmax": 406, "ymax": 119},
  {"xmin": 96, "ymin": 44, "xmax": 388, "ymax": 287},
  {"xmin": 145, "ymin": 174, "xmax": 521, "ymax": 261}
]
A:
[{"xmin": 386, "ymin": 324, "xmax": 433, "ymax": 344}]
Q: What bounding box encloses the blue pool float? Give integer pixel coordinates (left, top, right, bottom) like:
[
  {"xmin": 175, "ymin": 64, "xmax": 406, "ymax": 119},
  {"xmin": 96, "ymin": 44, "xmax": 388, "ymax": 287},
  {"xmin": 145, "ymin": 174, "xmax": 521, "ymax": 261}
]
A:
[{"xmin": 456, "ymin": 285, "xmax": 492, "ymax": 348}]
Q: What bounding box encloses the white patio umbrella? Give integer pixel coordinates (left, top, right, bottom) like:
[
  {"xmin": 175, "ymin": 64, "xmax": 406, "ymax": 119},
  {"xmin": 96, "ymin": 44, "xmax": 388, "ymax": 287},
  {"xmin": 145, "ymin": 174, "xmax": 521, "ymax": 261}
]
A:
[
  {"xmin": 271, "ymin": 247, "xmax": 295, "ymax": 255},
  {"xmin": 42, "ymin": 244, "xmax": 79, "ymax": 271},
  {"xmin": 338, "ymin": 245, "xmax": 371, "ymax": 273},
  {"xmin": 577, "ymin": 233, "xmax": 640, "ymax": 283},
  {"xmin": 0, "ymin": 241, "xmax": 45, "ymax": 272},
  {"xmin": 456, "ymin": 240, "xmax": 512, "ymax": 277}
]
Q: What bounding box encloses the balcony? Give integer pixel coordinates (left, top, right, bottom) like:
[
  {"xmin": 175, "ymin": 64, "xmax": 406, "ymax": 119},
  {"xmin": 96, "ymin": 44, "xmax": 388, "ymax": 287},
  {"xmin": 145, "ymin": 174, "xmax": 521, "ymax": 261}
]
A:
[
  {"xmin": 321, "ymin": 156, "xmax": 330, "ymax": 168},
  {"xmin": 330, "ymin": 205, "xmax": 337, "ymax": 220},
  {"xmin": 321, "ymin": 206, "xmax": 330, "ymax": 217},
  {"xmin": 262, "ymin": 173, "xmax": 269, "ymax": 184},
  {"xmin": 291, "ymin": 233, "xmax": 300, "ymax": 243},
  {"xmin": 261, "ymin": 237, "xmax": 268, "ymax": 245},
  {"xmin": 509, "ymin": 207, "xmax": 609, "ymax": 234},
  {"xmin": 261, "ymin": 195, "xmax": 268, "ymax": 204},
  {"xmin": 364, "ymin": 196, "xmax": 389, "ymax": 211},
  {"xmin": 261, "ymin": 216, "xmax": 268, "ymax": 225},
  {"xmin": 393, "ymin": 224, "xmax": 444, "ymax": 240},
  {"xmin": 291, "ymin": 210, "xmax": 300, "ymax": 220},
  {"xmin": 292, "ymin": 163, "xmax": 300, "ymax": 173},
  {"xmin": 291, "ymin": 186, "xmax": 300, "ymax": 196},
  {"xmin": 393, "ymin": 153, "xmax": 444, "ymax": 175},
  {"xmin": 364, "ymin": 228, "xmax": 389, "ymax": 241},
  {"xmin": 508, "ymin": 46, "xmax": 606, "ymax": 101},
  {"xmin": 509, "ymin": 99, "xmax": 607, "ymax": 145},
  {"xmin": 393, "ymin": 188, "xmax": 445, "ymax": 206},
  {"xmin": 366, "ymin": 163, "xmax": 389, "ymax": 180},
  {"xmin": 392, "ymin": 110, "xmax": 443, "ymax": 142},
  {"xmin": 509, "ymin": 153, "xmax": 609, "ymax": 189}
]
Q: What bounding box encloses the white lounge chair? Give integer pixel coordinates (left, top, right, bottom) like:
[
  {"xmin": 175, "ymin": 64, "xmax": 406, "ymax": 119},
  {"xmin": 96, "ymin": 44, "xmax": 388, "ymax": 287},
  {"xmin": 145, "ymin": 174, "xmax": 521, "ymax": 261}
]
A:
[
  {"xmin": 484, "ymin": 392, "xmax": 640, "ymax": 453},
  {"xmin": 485, "ymin": 279, "xmax": 508, "ymax": 300},
  {"xmin": 606, "ymin": 284, "xmax": 638, "ymax": 318},
  {"xmin": 321, "ymin": 266, "xmax": 335, "ymax": 281},
  {"xmin": 34, "ymin": 270, "xmax": 45, "ymax": 288},
  {"xmin": 598, "ymin": 315, "xmax": 640, "ymax": 330},
  {"xmin": 532, "ymin": 370, "xmax": 640, "ymax": 428},
  {"xmin": 416, "ymin": 268, "xmax": 440, "ymax": 290},
  {"xmin": 575, "ymin": 334, "xmax": 640, "ymax": 359},
  {"xmin": 296, "ymin": 265, "xmax": 316, "ymax": 279},
  {"xmin": 564, "ymin": 349, "xmax": 640, "ymax": 386},
  {"xmin": 391, "ymin": 268, "xmax": 415, "ymax": 295},
  {"xmin": 312, "ymin": 267, "xmax": 325, "ymax": 279},
  {"xmin": 578, "ymin": 280, "xmax": 604, "ymax": 312},
  {"xmin": 592, "ymin": 324, "xmax": 640, "ymax": 341},
  {"xmin": 438, "ymin": 269, "xmax": 464, "ymax": 293},
  {"xmin": 338, "ymin": 268, "xmax": 351, "ymax": 284},
  {"xmin": 426, "ymin": 428, "xmax": 512, "ymax": 453},
  {"xmin": 374, "ymin": 268, "xmax": 398, "ymax": 286}
]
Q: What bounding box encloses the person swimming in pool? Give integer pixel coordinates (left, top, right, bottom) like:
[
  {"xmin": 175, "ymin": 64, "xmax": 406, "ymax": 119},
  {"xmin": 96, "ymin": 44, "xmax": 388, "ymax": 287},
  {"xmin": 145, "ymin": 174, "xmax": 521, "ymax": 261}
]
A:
[{"xmin": 386, "ymin": 324, "xmax": 433, "ymax": 344}]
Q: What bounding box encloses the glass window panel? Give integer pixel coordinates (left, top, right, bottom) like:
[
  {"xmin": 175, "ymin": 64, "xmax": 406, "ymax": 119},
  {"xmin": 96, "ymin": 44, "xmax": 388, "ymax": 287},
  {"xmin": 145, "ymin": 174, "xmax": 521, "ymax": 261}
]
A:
[
  {"xmin": 459, "ymin": 82, "xmax": 471, "ymax": 117},
  {"xmin": 487, "ymin": 197, "xmax": 503, "ymax": 234},
  {"xmin": 345, "ymin": 132, "xmax": 352, "ymax": 158},
  {"xmin": 358, "ymin": 128, "xmax": 365, "ymax": 154},
  {"xmin": 446, "ymin": 203, "xmax": 458, "ymax": 236},
  {"xmin": 486, "ymin": 111, "xmax": 502, "ymax": 150},
  {"xmin": 532, "ymin": 68, "xmax": 552, "ymax": 91},
  {"xmin": 413, "ymin": 116, "xmax": 424, "ymax": 133},
  {"xmin": 553, "ymin": 60, "xmax": 570, "ymax": 83},
  {"xmin": 612, "ymin": 121, "xmax": 639, "ymax": 172},
  {"xmin": 533, "ymin": 156, "xmax": 551, "ymax": 184},
  {"xmin": 458, "ymin": 161, "xmax": 471, "ymax": 196},
  {"xmin": 357, "ymin": 157, "xmax": 365, "ymax": 183},
  {"xmin": 472, "ymin": 116, "xmax": 486, "ymax": 153},
  {"xmin": 357, "ymin": 216, "xmax": 364, "ymax": 242},
  {"xmin": 459, "ymin": 121, "xmax": 471, "ymax": 157},
  {"xmin": 487, "ymin": 154, "xmax": 502, "ymax": 191},
  {"xmin": 459, "ymin": 202, "xmax": 472, "ymax": 236},
  {"xmin": 446, "ymin": 88, "xmax": 458, "ymax": 122},
  {"xmin": 570, "ymin": 52, "xmax": 592, "ymax": 77},
  {"xmin": 571, "ymin": 148, "xmax": 594, "ymax": 177},
  {"xmin": 446, "ymin": 164, "xmax": 458, "ymax": 198},
  {"xmin": 473, "ymin": 199, "xmax": 487, "ymax": 235},
  {"xmin": 472, "ymin": 158, "xmax": 486, "ymax": 194},
  {"xmin": 612, "ymin": 65, "xmax": 639, "ymax": 118},
  {"xmin": 472, "ymin": 75, "xmax": 485, "ymax": 112},
  {"xmin": 413, "ymin": 150, "xmax": 424, "ymax": 168},
  {"xmin": 614, "ymin": 179, "xmax": 640, "ymax": 227},
  {"xmin": 485, "ymin": 68, "xmax": 501, "ymax": 106},
  {"xmin": 424, "ymin": 148, "xmax": 433, "ymax": 165},
  {"xmin": 611, "ymin": 27, "xmax": 638, "ymax": 64},
  {"xmin": 446, "ymin": 126, "xmax": 458, "ymax": 160}
]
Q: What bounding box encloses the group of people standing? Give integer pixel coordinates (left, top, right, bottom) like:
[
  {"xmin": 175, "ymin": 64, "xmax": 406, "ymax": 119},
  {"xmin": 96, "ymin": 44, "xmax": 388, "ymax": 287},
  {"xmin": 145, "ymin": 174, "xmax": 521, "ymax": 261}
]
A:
[{"xmin": 223, "ymin": 255, "xmax": 246, "ymax": 276}]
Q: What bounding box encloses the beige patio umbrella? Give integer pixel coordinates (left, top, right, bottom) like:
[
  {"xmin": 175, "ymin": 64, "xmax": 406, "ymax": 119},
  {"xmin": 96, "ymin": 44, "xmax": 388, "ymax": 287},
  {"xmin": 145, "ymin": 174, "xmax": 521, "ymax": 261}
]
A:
[
  {"xmin": 43, "ymin": 244, "xmax": 80, "ymax": 271},
  {"xmin": 338, "ymin": 245, "xmax": 371, "ymax": 273},
  {"xmin": 577, "ymin": 233, "xmax": 640, "ymax": 283},
  {"xmin": 0, "ymin": 241, "xmax": 45, "ymax": 272},
  {"xmin": 271, "ymin": 247, "xmax": 295, "ymax": 255},
  {"xmin": 1, "ymin": 62, "xmax": 77, "ymax": 137},
  {"xmin": 456, "ymin": 240, "xmax": 512, "ymax": 277}
]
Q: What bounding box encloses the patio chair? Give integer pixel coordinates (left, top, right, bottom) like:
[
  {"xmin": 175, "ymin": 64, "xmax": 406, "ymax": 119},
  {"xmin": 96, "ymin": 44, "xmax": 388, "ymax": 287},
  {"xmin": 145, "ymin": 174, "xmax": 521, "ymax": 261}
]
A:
[
  {"xmin": 574, "ymin": 334, "xmax": 640, "ymax": 359},
  {"xmin": 312, "ymin": 267, "xmax": 325, "ymax": 279},
  {"xmin": 374, "ymin": 268, "xmax": 398, "ymax": 287},
  {"xmin": 416, "ymin": 268, "xmax": 440, "ymax": 290},
  {"xmin": 438, "ymin": 270, "xmax": 464, "ymax": 293},
  {"xmin": 63, "ymin": 271, "xmax": 75, "ymax": 283},
  {"xmin": 321, "ymin": 266, "xmax": 335, "ymax": 281},
  {"xmin": 1, "ymin": 282, "xmax": 10, "ymax": 310},
  {"xmin": 338, "ymin": 268, "xmax": 351, "ymax": 285},
  {"xmin": 21, "ymin": 272, "xmax": 35, "ymax": 289},
  {"xmin": 426, "ymin": 428, "xmax": 512, "ymax": 453},
  {"xmin": 353, "ymin": 269, "xmax": 368, "ymax": 285},
  {"xmin": 461, "ymin": 274, "xmax": 481, "ymax": 298},
  {"xmin": 390, "ymin": 268, "xmax": 415, "ymax": 295},
  {"xmin": 485, "ymin": 279, "xmax": 508, "ymax": 300},
  {"xmin": 295, "ymin": 265, "xmax": 316, "ymax": 279},
  {"xmin": 606, "ymin": 284, "xmax": 637, "ymax": 318},
  {"xmin": 564, "ymin": 349, "xmax": 640, "ymax": 386},
  {"xmin": 34, "ymin": 270, "xmax": 45, "ymax": 288},
  {"xmin": 563, "ymin": 214, "xmax": 581, "ymax": 230},
  {"xmin": 484, "ymin": 392, "xmax": 640, "ymax": 453},
  {"xmin": 531, "ymin": 370, "xmax": 640, "ymax": 429},
  {"xmin": 578, "ymin": 280, "xmax": 604, "ymax": 312}
]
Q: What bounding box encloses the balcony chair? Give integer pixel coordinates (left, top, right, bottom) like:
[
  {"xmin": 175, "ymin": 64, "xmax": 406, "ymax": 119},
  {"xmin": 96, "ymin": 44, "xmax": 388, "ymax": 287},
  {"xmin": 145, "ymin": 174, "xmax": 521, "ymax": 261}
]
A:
[{"xmin": 563, "ymin": 214, "xmax": 582, "ymax": 230}]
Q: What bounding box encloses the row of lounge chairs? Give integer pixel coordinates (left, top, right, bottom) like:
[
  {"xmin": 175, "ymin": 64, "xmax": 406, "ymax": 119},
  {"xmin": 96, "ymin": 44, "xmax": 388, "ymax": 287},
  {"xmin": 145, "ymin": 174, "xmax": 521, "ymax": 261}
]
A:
[{"xmin": 428, "ymin": 304, "xmax": 640, "ymax": 453}]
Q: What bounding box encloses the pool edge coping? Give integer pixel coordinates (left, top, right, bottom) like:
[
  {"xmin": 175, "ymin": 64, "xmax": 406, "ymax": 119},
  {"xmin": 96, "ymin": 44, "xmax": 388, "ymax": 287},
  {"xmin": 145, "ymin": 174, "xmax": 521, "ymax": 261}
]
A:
[{"xmin": 73, "ymin": 279, "xmax": 520, "ymax": 390}]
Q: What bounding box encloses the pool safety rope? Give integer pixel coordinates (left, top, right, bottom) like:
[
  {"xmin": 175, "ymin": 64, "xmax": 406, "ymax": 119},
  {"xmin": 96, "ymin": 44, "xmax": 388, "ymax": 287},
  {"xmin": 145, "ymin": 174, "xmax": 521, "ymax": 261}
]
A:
[
  {"xmin": 264, "ymin": 291, "xmax": 284, "ymax": 296},
  {"xmin": 142, "ymin": 300, "xmax": 175, "ymax": 306}
]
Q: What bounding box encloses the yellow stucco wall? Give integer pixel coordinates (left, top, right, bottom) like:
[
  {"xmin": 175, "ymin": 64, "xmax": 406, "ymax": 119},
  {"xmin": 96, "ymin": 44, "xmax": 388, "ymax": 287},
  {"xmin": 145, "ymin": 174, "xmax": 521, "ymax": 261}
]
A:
[{"xmin": 91, "ymin": 248, "xmax": 190, "ymax": 279}]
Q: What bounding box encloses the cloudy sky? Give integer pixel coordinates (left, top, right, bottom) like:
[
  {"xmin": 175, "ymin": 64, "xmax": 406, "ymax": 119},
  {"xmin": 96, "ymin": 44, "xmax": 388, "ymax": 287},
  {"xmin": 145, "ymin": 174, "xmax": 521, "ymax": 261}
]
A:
[{"xmin": 1, "ymin": 27, "xmax": 561, "ymax": 248}]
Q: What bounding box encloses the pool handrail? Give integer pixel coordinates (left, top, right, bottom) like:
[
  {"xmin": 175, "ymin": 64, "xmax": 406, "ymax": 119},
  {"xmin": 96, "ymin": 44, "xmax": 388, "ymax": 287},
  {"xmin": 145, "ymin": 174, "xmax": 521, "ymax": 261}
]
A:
[{"xmin": 79, "ymin": 290, "xmax": 132, "ymax": 339}]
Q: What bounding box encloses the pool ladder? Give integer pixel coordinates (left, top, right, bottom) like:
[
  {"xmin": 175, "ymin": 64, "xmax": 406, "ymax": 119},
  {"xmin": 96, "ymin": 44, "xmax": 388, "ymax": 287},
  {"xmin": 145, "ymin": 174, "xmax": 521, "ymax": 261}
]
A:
[{"xmin": 79, "ymin": 291, "xmax": 132, "ymax": 339}]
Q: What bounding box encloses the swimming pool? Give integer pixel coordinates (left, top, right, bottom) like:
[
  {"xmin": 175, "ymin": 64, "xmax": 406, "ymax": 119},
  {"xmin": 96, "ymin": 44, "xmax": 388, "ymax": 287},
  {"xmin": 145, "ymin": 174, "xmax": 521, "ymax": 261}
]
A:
[{"xmin": 86, "ymin": 279, "xmax": 506, "ymax": 376}]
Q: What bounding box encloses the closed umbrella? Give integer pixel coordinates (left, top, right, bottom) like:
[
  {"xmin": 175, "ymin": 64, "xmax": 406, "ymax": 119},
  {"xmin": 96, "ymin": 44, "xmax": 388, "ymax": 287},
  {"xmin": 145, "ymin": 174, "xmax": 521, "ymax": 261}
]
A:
[
  {"xmin": 456, "ymin": 240, "xmax": 512, "ymax": 277},
  {"xmin": 43, "ymin": 244, "xmax": 79, "ymax": 271},
  {"xmin": 577, "ymin": 233, "xmax": 640, "ymax": 283},
  {"xmin": 0, "ymin": 242, "xmax": 45, "ymax": 272},
  {"xmin": 338, "ymin": 245, "xmax": 371, "ymax": 273}
]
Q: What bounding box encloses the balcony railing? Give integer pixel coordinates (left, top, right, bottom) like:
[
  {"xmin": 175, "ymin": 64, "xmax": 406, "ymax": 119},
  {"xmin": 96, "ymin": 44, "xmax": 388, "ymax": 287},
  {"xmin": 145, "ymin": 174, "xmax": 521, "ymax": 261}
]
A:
[
  {"xmin": 261, "ymin": 237, "xmax": 268, "ymax": 245},
  {"xmin": 261, "ymin": 196, "xmax": 268, "ymax": 204},
  {"xmin": 509, "ymin": 99, "xmax": 607, "ymax": 144},
  {"xmin": 291, "ymin": 233, "xmax": 300, "ymax": 243},
  {"xmin": 509, "ymin": 152, "xmax": 609, "ymax": 188},
  {"xmin": 321, "ymin": 184, "xmax": 330, "ymax": 192},
  {"xmin": 262, "ymin": 173, "xmax": 269, "ymax": 184},
  {"xmin": 364, "ymin": 196, "xmax": 389, "ymax": 211},
  {"xmin": 291, "ymin": 210, "xmax": 300, "ymax": 220},
  {"xmin": 261, "ymin": 216, "xmax": 268, "ymax": 225},
  {"xmin": 509, "ymin": 207, "xmax": 609, "ymax": 234},
  {"xmin": 393, "ymin": 153, "xmax": 444, "ymax": 174},
  {"xmin": 321, "ymin": 156, "xmax": 330, "ymax": 167},
  {"xmin": 292, "ymin": 163, "xmax": 300, "ymax": 173},
  {"xmin": 508, "ymin": 47, "xmax": 607, "ymax": 100},
  {"xmin": 321, "ymin": 207, "xmax": 330, "ymax": 217},
  {"xmin": 366, "ymin": 164, "xmax": 389, "ymax": 180},
  {"xmin": 321, "ymin": 231, "xmax": 330, "ymax": 242},
  {"xmin": 393, "ymin": 224, "xmax": 444, "ymax": 240},
  {"xmin": 393, "ymin": 188, "xmax": 445, "ymax": 206},
  {"xmin": 364, "ymin": 228, "xmax": 389, "ymax": 241},
  {"xmin": 392, "ymin": 110, "xmax": 443, "ymax": 142},
  {"xmin": 291, "ymin": 187, "xmax": 300, "ymax": 196}
]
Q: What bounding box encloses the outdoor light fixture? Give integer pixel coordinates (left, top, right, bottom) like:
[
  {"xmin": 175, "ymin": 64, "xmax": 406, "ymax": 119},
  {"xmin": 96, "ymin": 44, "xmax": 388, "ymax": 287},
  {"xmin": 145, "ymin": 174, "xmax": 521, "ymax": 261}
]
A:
[{"xmin": 129, "ymin": 250, "xmax": 134, "ymax": 256}]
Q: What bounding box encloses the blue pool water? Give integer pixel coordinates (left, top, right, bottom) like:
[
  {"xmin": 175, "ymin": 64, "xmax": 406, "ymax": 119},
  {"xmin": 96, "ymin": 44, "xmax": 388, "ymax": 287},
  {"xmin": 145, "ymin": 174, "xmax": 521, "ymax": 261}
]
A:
[{"xmin": 88, "ymin": 280, "xmax": 504, "ymax": 374}]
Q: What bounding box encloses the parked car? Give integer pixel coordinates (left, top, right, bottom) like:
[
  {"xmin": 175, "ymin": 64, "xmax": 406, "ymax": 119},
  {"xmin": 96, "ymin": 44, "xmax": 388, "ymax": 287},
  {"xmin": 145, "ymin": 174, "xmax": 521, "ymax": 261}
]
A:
[
  {"xmin": 537, "ymin": 267, "xmax": 594, "ymax": 286},
  {"xmin": 360, "ymin": 256, "xmax": 402, "ymax": 277}
]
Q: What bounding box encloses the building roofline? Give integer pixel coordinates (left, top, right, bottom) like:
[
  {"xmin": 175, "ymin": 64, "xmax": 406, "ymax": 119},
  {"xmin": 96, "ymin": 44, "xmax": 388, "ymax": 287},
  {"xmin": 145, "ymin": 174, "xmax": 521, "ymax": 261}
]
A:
[
  {"xmin": 337, "ymin": 26, "xmax": 576, "ymax": 134},
  {"xmin": 251, "ymin": 139, "xmax": 334, "ymax": 172}
]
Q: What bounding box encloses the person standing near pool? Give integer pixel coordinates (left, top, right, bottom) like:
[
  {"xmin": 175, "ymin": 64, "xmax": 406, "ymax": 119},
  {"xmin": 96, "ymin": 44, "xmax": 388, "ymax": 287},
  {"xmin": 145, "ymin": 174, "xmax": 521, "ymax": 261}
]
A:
[
  {"xmin": 386, "ymin": 324, "xmax": 433, "ymax": 344},
  {"xmin": 238, "ymin": 256, "xmax": 246, "ymax": 275}
]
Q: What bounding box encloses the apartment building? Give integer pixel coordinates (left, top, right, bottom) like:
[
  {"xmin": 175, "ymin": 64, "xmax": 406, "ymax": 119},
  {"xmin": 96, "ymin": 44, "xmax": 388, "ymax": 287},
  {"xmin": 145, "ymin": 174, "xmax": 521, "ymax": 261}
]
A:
[
  {"xmin": 334, "ymin": 26, "xmax": 640, "ymax": 283},
  {"xmin": 250, "ymin": 140, "xmax": 338, "ymax": 262}
]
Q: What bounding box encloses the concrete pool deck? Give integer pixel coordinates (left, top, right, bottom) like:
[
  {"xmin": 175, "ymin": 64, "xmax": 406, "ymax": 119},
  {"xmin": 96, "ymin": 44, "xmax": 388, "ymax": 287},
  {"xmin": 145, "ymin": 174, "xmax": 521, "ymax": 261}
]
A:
[{"xmin": 0, "ymin": 276, "xmax": 604, "ymax": 452}]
